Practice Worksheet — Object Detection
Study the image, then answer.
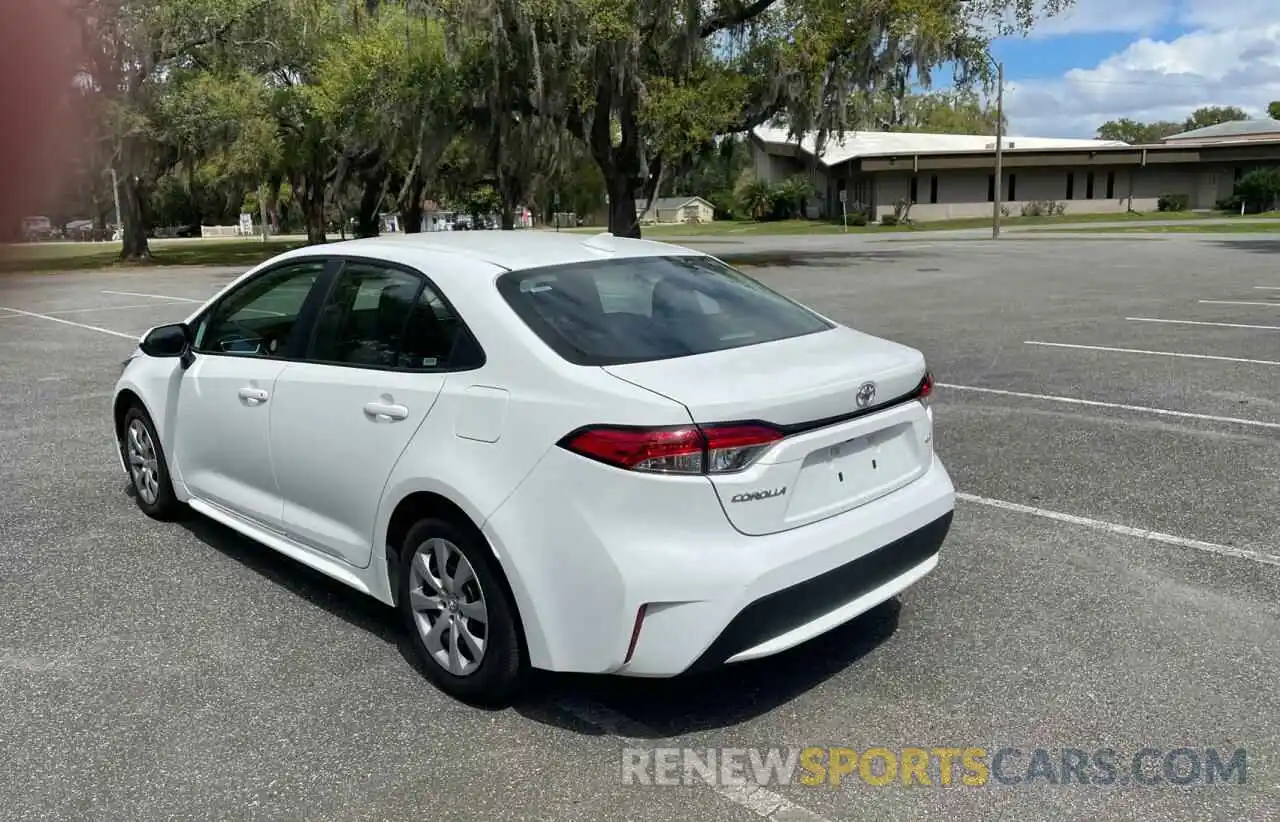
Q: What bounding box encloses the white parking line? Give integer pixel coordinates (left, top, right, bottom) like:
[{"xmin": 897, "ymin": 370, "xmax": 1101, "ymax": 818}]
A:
[
  {"xmin": 554, "ymin": 698, "xmax": 831, "ymax": 822},
  {"xmin": 957, "ymin": 493, "xmax": 1280, "ymax": 568},
  {"xmin": 46, "ymin": 301, "xmax": 192, "ymax": 316},
  {"xmin": 1198, "ymin": 300, "xmax": 1279, "ymax": 308},
  {"xmin": 1125, "ymin": 316, "xmax": 1280, "ymax": 332},
  {"xmin": 0, "ymin": 306, "xmax": 138, "ymax": 340},
  {"xmin": 102, "ymin": 288, "xmax": 286, "ymax": 317},
  {"xmin": 938, "ymin": 383, "xmax": 1280, "ymax": 431},
  {"xmin": 1024, "ymin": 340, "xmax": 1280, "ymax": 367},
  {"xmin": 101, "ymin": 289, "xmax": 201, "ymax": 303}
]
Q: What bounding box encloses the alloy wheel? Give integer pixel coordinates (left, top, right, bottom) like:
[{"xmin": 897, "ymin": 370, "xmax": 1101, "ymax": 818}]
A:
[
  {"xmin": 126, "ymin": 418, "xmax": 161, "ymax": 505},
  {"xmin": 408, "ymin": 537, "xmax": 489, "ymax": 676}
]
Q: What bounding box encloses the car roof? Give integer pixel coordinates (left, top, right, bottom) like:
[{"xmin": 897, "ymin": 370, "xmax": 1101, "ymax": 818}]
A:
[{"xmin": 286, "ymin": 230, "xmax": 706, "ymax": 273}]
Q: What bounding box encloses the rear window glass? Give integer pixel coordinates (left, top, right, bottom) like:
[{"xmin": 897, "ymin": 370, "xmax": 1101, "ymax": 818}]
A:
[{"xmin": 495, "ymin": 255, "xmax": 833, "ymax": 366}]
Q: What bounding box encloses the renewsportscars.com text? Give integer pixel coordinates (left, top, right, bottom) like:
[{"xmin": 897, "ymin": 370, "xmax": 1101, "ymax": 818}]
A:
[{"xmin": 621, "ymin": 746, "xmax": 1248, "ymax": 788}]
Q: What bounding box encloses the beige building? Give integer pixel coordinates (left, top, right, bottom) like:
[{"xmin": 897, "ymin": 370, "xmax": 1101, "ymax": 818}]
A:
[
  {"xmin": 750, "ymin": 120, "xmax": 1280, "ymax": 222},
  {"xmin": 638, "ymin": 196, "xmax": 716, "ymax": 224}
]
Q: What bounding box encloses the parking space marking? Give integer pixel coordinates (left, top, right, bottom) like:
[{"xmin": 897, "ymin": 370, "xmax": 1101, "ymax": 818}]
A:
[
  {"xmin": 101, "ymin": 289, "xmax": 202, "ymax": 303},
  {"xmin": 555, "ymin": 698, "xmax": 831, "ymax": 822},
  {"xmin": 957, "ymin": 494, "xmax": 1280, "ymax": 568},
  {"xmin": 1254, "ymin": 286, "xmax": 1280, "ymax": 291},
  {"xmin": 1025, "ymin": 340, "xmax": 1280, "ymax": 367},
  {"xmin": 0, "ymin": 306, "xmax": 137, "ymax": 340},
  {"xmin": 43, "ymin": 301, "xmax": 192, "ymax": 316},
  {"xmin": 1198, "ymin": 300, "xmax": 1279, "ymax": 308},
  {"xmin": 939, "ymin": 383, "xmax": 1280, "ymax": 431},
  {"xmin": 1125, "ymin": 316, "xmax": 1280, "ymax": 332}
]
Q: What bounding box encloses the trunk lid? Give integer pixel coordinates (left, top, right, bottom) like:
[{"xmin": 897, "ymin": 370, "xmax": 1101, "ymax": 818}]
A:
[{"xmin": 603, "ymin": 327, "xmax": 935, "ymax": 535}]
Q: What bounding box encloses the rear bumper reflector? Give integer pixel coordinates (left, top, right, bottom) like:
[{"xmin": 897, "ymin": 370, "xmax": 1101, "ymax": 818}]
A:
[{"xmin": 624, "ymin": 604, "xmax": 648, "ymax": 664}]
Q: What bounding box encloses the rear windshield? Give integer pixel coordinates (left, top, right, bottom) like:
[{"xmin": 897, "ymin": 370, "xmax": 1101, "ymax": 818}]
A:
[{"xmin": 495, "ymin": 255, "xmax": 833, "ymax": 366}]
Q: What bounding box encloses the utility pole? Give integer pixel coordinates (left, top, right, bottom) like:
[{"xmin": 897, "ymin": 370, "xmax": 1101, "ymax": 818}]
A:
[
  {"xmin": 108, "ymin": 167, "xmax": 122, "ymax": 242},
  {"xmin": 258, "ymin": 182, "xmax": 269, "ymax": 242},
  {"xmin": 992, "ymin": 61, "xmax": 1005, "ymax": 240}
]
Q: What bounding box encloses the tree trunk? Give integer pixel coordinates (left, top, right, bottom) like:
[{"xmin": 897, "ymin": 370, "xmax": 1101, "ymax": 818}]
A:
[
  {"xmin": 119, "ymin": 173, "xmax": 149, "ymax": 260},
  {"xmin": 186, "ymin": 162, "xmax": 202, "ymax": 228},
  {"xmin": 353, "ymin": 169, "xmax": 384, "ymax": 238},
  {"xmin": 401, "ymin": 168, "xmax": 424, "ymax": 233},
  {"xmin": 301, "ymin": 169, "xmax": 326, "ymax": 244},
  {"xmin": 266, "ymin": 172, "xmax": 284, "ymax": 234},
  {"xmin": 605, "ymin": 174, "xmax": 640, "ymax": 238}
]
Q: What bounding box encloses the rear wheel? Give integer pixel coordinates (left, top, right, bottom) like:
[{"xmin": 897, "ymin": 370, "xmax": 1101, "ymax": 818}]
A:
[
  {"xmin": 121, "ymin": 404, "xmax": 184, "ymax": 520},
  {"xmin": 398, "ymin": 517, "xmax": 524, "ymax": 705}
]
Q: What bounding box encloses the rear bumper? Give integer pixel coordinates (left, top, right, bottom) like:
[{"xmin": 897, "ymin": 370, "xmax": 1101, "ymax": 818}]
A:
[
  {"xmin": 483, "ymin": 448, "xmax": 955, "ymax": 677},
  {"xmin": 683, "ymin": 512, "xmax": 950, "ymax": 673}
]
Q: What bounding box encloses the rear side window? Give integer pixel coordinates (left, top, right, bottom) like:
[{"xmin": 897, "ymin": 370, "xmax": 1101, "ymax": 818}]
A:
[
  {"xmin": 495, "ymin": 255, "xmax": 832, "ymax": 366},
  {"xmin": 306, "ymin": 261, "xmax": 481, "ymax": 370}
]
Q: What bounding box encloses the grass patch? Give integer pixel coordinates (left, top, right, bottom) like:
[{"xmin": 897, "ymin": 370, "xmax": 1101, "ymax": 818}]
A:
[
  {"xmin": 574, "ymin": 210, "xmax": 1247, "ymax": 237},
  {"xmin": 1053, "ymin": 221, "xmax": 1280, "ymax": 235},
  {"xmin": 0, "ymin": 236, "xmax": 307, "ymax": 273}
]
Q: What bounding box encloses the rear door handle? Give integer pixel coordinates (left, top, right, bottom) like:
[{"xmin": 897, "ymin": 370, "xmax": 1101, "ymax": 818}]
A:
[
  {"xmin": 238, "ymin": 387, "xmax": 269, "ymax": 404},
  {"xmin": 364, "ymin": 401, "xmax": 409, "ymax": 421}
]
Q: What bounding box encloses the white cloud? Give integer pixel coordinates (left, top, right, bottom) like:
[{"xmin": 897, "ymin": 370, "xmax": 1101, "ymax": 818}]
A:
[
  {"xmin": 1021, "ymin": 0, "xmax": 1170, "ymax": 38},
  {"xmin": 1005, "ymin": 7, "xmax": 1280, "ymax": 138}
]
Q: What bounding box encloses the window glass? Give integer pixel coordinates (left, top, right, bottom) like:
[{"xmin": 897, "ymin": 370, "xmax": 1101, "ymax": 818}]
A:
[
  {"xmin": 193, "ymin": 261, "xmax": 324, "ymax": 357},
  {"xmin": 496, "ymin": 255, "xmax": 832, "ymax": 366},
  {"xmin": 308, "ymin": 262, "xmax": 464, "ymax": 369}
]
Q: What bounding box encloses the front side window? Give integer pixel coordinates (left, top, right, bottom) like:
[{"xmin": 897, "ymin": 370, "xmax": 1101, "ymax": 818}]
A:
[
  {"xmin": 496, "ymin": 255, "xmax": 833, "ymax": 366},
  {"xmin": 193, "ymin": 261, "xmax": 325, "ymax": 357},
  {"xmin": 306, "ymin": 261, "xmax": 472, "ymax": 370}
]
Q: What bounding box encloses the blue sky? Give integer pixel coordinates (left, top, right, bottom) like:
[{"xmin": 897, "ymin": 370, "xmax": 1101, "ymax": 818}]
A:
[{"xmin": 964, "ymin": 0, "xmax": 1280, "ymax": 137}]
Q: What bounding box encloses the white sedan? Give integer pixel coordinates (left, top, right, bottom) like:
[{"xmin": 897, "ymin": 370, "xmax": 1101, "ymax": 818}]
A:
[{"xmin": 113, "ymin": 231, "xmax": 955, "ymax": 704}]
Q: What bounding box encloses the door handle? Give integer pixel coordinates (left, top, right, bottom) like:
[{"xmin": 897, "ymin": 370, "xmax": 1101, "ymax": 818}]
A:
[
  {"xmin": 238, "ymin": 387, "xmax": 269, "ymax": 404},
  {"xmin": 363, "ymin": 401, "xmax": 409, "ymax": 421}
]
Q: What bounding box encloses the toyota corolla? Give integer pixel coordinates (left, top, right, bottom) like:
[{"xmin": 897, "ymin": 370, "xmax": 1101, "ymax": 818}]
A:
[{"xmin": 113, "ymin": 231, "xmax": 954, "ymax": 704}]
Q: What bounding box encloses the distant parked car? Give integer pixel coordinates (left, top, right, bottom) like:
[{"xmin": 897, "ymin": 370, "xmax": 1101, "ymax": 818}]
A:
[{"xmin": 21, "ymin": 216, "xmax": 56, "ymax": 242}]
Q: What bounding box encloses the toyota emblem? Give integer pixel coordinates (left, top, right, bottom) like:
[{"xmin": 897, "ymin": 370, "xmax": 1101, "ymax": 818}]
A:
[{"xmin": 855, "ymin": 382, "xmax": 877, "ymax": 408}]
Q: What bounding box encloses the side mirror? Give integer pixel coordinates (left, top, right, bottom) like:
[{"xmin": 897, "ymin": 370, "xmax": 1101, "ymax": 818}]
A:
[{"xmin": 140, "ymin": 323, "xmax": 191, "ymax": 361}]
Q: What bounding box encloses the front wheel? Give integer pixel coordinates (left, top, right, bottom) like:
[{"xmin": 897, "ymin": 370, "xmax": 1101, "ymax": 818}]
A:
[
  {"xmin": 121, "ymin": 404, "xmax": 184, "ymax": 520},
  {"xmin": 398, "ymin": 517, "xmax": 525, "ymax": 706}
]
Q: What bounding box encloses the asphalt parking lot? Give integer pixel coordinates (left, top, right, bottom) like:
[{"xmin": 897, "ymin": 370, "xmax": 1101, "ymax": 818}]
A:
[{"xmin": 2, "ymin": 234, "xmax": 1278, "ymax": 821}]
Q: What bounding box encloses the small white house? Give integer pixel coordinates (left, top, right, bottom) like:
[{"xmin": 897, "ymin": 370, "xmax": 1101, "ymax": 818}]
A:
[{"xmin": 638, "ymin": 196, "xmax": 716, "ymax": 224}]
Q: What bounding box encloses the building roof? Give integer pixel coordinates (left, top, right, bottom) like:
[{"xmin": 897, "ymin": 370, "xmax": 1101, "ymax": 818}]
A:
[
  {"xmin": 641, "ymin": 196, "xmax": 713, "ymax": 211},
  {"xmin": 275, "ymin": 229, "xmax": 701, "ymax": 274},
  {"xmin": 1161, "ymin": 118, "xmax": 1280, "ymax": 142},
  {"xmin": 751, "ymin": 125, "xmax": 1126, "ymax": 167}
]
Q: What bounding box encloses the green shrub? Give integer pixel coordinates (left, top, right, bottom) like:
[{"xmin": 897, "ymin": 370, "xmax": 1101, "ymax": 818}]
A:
[
  {"xmin": 1156, "ymin": 193, "xmax": 1191, "ymax": 212},
  {"xmin": 848, "ymin": 211, "xmax": 868, "ymax": 226},
  {"xmin": 1234, "ymin": 168, "xmax": 1280, "ymax": 214},
  {"xmin": 1019, "ymin": 199, "xmax": 1066, "ymax": 217},
  {"xmin": 1215, "ymin": 195, "xmax": 1243, "ymax": 213},
  {"xmin": 880, "ymin": 214, "xmax": 899, "ymax": 226}
]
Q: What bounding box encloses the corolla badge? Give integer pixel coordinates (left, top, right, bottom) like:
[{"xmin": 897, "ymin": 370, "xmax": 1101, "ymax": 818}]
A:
[
  {"xmin": 855, "ymin": 381, "xmax": 877, "ymax": 408},
  {"xmin": 730, "ymin": 487, "xmax": 786, "ymax": 503}
]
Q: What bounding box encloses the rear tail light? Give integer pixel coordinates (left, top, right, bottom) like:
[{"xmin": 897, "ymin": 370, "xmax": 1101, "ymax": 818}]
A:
[
  {"xmin": 559, "ymin": 423, "xmax": 784, "ymax": 474},
  {"xmin": 917, "ymin": 371, "xmax": 933, "ymax": 406}
]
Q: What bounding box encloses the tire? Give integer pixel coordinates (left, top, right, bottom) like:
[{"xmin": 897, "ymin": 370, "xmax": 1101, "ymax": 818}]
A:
[
  {"xmin": 398, "ymin": 517, "xmax": 524, "ymax": 706},
  {"xmin": 120, "ymin": 404, "xmax": 184, "ymax": 521}
]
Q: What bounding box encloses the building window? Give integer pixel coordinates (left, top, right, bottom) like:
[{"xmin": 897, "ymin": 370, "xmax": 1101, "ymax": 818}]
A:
[
  {"xmin": 988, "ymin": 174, "xmax": 995, "ymax": 202},
  {"xmin": 910, "ymin": 175, "xmax": 918, "ymax": 204},
  {"xmin": 929, "ymin": 175, "xmax": 939, "ymax": 204},
  {"xmin": 1007, "ymin": 173, "xmax": 1017, "ymax": 201},
  {"xmin": 1065, "ymin": 172, "xmax": 1075, "ymax": 200},
  {"xmin": 1234, "ymin": 167, "xmax": 1243, "ymax": 182},
  {"xmin": 1106, "ymin": 171, "xmax": 1116, "ymax": 199},
  {"xmin": 1086, "ymin": 172, "xmax": 1095, "ymax": 199}
]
